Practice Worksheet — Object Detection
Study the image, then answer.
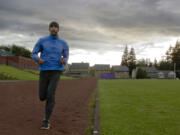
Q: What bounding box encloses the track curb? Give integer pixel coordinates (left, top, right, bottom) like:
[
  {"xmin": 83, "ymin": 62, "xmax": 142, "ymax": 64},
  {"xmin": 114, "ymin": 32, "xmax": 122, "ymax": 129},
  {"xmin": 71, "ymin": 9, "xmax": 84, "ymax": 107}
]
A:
[{"xmin": 93, "ymin": 85, "xmax": 100, "ymax": 135}]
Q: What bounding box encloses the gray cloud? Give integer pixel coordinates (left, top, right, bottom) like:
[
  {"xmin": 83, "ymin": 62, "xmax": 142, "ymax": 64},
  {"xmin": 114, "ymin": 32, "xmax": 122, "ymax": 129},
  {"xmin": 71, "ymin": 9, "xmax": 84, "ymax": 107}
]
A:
[
  {"xmin": 1, "ymin": 0, "xmax": 180, "ymax": 37},
  {"xmin": 0, "ymin": 0, "xmax": 180, "ymax": 63}
]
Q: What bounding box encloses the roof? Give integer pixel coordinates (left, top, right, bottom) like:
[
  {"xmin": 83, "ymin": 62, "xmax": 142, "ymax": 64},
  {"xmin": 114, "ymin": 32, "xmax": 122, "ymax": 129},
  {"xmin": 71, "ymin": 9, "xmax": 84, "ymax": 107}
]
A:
[
  {"xmin": 0, "ymin": 50, "xmax": 14, "ymax": 56},
  {"xmin": 93, "ymin": 64, "xmax": 110, "ymax": 71},
  {"xmin": 70, "ymin": 63, "xmax": 89, "ymax": 69},
  {"xmin": 146, "ymin": 67, "xmax": 158, "ymax": 72},
  {"xmin": 158, "ymin": 70, "xmax": 174, "ymax": 74},
  {"xmin": 112, "ymin": 65, "xmax": 129, "ymax": 72},
  {"xmin": 136, "ymin": 66, "xmax": 158, "ymax": 73}
]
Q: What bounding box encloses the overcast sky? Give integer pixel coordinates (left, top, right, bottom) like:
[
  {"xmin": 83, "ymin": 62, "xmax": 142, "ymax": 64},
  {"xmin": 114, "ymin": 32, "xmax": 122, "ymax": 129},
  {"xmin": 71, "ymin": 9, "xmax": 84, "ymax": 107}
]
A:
[{"xmin": 0, "ymin": 0, "xmax": 180, "ymax": 66}]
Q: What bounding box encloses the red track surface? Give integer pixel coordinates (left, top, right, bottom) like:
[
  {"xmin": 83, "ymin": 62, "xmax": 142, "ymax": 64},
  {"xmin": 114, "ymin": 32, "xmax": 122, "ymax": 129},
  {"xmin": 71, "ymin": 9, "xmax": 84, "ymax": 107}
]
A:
[{"xmin": 0, "ymin": 78, "xmax": 97, "ymax": 135}]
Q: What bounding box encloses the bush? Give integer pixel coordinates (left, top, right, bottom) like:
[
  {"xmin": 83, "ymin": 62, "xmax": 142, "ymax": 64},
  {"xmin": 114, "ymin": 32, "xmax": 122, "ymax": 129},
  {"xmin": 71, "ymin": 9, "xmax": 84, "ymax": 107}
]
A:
[{"xmin": 136, "ymin": 68, "xmax": 147, "ymax": 79}]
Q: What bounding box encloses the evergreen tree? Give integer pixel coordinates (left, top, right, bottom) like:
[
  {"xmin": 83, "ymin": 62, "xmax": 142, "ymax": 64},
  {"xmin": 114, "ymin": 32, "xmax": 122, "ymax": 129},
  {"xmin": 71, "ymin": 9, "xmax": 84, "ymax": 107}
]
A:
[
  {"xmin": 153, "ymin": 58, "xmax": 158, "ymax": 68},
  {"xmin": 145, "ymin": 58, "xmax": 150, "ymax": 66},
  {"xmin": 171, "ymin": 40, "xmax": 180, "ymax": 77},
  {"xmin": 128, "ymin": 47, "xmax": 136, "ymax": 75},
  {"xmin": 166, "ymin": 45, "xmax": 173, "ymax": 63},
  {"xmin": 121, "ymin": 45, "xmax": 129, "ymax": 66}
]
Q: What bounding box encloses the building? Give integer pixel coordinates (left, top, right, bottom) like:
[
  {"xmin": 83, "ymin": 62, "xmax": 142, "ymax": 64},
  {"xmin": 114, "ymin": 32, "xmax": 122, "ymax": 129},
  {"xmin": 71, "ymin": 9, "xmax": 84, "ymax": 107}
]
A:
[
  {"xmin": 68, "ymin": 63, "xmax": 90, "ymax": 77},
  {"xmin": 93, "ymin": 64, "xmax": 111, "ymax": 78},
  {"xmin": 112, "ymin": 65, "xmax": 129, "ymax": 79},
  {"xmin": 158, "ymin": 71, "xmax": 176, "ymax": 79},
  {"xmin": 132, "ymin": 66, "xmax": 158, "ymax": 79},
  {"xmin": 132, "ymin": 66, "xmax": 176, "ymax": 79}
]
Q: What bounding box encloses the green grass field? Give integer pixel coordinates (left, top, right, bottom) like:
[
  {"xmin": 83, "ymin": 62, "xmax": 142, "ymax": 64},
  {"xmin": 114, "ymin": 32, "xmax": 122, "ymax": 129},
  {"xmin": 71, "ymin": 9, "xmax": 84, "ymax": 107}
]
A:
[
  {"xmin": 0, "ymin": 65, "xmax": 73, "ymax": 80},
  {"xmin": 99, "ymin": 79, "xmax": 180, "ymax": 135}
]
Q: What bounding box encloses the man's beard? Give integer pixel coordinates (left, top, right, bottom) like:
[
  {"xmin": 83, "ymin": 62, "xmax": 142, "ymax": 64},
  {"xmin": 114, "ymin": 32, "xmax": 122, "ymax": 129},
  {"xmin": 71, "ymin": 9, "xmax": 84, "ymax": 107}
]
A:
[{"xmin": 51, "ymin": 31, "xmax": 58, "ymax": 36}]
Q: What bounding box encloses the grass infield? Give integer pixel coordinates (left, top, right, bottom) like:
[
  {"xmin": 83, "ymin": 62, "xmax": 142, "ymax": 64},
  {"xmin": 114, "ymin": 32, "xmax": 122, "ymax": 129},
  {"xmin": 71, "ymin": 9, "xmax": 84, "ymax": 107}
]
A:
[
  {"xmin": 0, "ymin": 65, "xmax": 73, "ymax": 80},
  {"xmin": 99, "ymin": 79, "xmax": 180, "ymax": 135}
]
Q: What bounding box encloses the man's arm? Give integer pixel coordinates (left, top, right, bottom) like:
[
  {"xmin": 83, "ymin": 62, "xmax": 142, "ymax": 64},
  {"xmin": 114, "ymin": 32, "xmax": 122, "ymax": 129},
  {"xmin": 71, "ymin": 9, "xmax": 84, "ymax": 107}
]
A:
[
  {"xmin": 32, "ymin": 39, "xmax": 45, "ymax": 64},
  {"xmin": 61, "ymin": 41, "xmax": 69, "ymax": 65}
]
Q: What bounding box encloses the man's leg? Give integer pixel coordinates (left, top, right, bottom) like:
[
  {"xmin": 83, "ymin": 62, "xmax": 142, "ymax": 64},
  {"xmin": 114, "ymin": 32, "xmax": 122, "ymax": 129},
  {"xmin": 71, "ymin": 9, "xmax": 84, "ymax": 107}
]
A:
[
  {"xmin": 39, "ymin": 71, "xmax": 49, "ymax": 101},
  {"xmin": 45, "ymin": 71, "xmax": 61, "ymax": 121}
]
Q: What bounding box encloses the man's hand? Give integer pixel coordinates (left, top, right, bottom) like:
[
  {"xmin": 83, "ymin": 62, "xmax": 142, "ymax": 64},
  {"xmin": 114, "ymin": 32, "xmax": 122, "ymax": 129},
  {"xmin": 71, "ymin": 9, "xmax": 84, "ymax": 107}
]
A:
[
  {"xmin": 60, "ymin": 57, "xmax": 65, "ymax": 65},
  {"xmin": 38, "ymin": 59, "xmax": 45, "ymax": 64}
]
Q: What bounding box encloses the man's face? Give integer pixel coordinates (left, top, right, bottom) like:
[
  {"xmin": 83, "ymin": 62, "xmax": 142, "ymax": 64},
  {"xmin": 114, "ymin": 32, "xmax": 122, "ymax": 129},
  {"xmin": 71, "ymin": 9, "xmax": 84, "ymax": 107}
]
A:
[{"xmin": 49, "ymin": 25, "xmax": 59, "ymax": 36}]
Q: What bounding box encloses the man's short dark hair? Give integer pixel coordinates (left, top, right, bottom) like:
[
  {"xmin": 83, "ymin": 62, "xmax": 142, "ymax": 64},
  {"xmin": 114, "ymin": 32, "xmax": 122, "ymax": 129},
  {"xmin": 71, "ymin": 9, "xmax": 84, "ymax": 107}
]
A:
[{"xmin": 49, "ymin": 21, "xmax": 59, "ymax": 29}]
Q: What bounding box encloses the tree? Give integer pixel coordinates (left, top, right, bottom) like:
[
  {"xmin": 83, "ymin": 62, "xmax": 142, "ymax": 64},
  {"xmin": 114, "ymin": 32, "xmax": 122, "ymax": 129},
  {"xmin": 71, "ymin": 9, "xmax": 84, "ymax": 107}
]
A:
[
  {"xmin": 128, "ymin": 47, "xmax": 136, "ymax": 75},
  {"xmin": 166, "ymin": 45, "xmax": 173, "ymax": 63},
  {"xmin": 0, "ymin": 45, "xmax": 32, "ymax": 58},
  {"xmin": 121, "ymin": 45, "xmax": 129, "ymax": 66},
  {"xmin": 153, "ymin": 58, "xmax": 158, "ymax": 68},
  {"xmin": 136, "ymin": 68, "xmax": 147, "ymax": 79},
  {"xmin": 171, "ymin": 40, "xmax": 180, "ymax": 77},
  {"xmin": 149, "ymin": 62, "xmax": 153, "ymax": 67},
  {"xmin": 136, "ymin": 59, "xmax": 146, "ymax": 67},
  {"xmin": 0, "ymin": 46, "xmax": 11, "ymax": 52},
  {"xmin": 145, "ymin": 58, "xmax": 151, "ymax": 66},
  {"xmin": 11, "ymin": 45, "xmax": 31, "ymax": 58},
  {"xmin": 158, "ymin": 60, "xmax": 173, "ymax": 70}
]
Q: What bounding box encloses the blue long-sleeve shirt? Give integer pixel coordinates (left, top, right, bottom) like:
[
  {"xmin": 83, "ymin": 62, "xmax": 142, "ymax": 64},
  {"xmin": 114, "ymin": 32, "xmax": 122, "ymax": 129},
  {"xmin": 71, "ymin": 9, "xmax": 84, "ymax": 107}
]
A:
[{"xmin": 32, "ymin": 35, "xmax": 69, "ymax": 71}]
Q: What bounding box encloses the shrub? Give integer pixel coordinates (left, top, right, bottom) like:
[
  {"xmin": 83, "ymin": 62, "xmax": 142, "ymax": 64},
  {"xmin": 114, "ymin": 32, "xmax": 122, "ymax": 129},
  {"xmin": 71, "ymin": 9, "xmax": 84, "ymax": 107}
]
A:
[{"xmin": 136, "ymin": 68, "xmax": 147, "ymax": 79}]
